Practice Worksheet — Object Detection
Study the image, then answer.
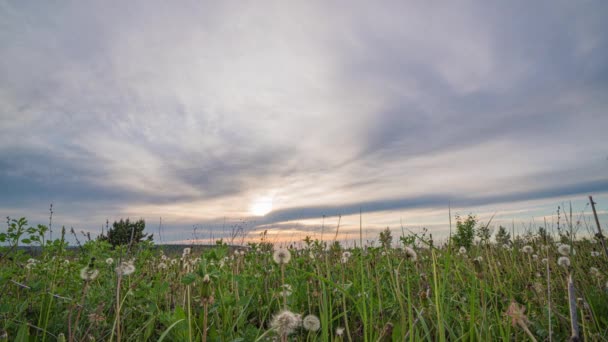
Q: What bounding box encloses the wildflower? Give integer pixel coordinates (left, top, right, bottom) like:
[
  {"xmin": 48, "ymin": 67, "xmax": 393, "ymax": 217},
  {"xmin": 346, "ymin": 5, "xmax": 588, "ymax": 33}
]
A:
[
  {"xmin": 458, "ymin": 246, "xmax": 467, "ymax": 255},
  {"xmin": 591, "ymin": 251, "xmax": 600, "ymax": 257},
  {"xmin": 88, "ymin": 313, "xmax": 105, "ymax": 325},
  {"xmin": 336, "ymin": 327, "xmax": 345, "ymax": 336},
  {"xmin": 505, "ymin": 301, "xmax": 529, "ymax": 327},
  {"xmin": 541, "ymin": 258, "xmax": 548, "ymax": 264},
  {"xmin": 532, "ymin": 254, "xmax": 538, "ymax": 260},
  {"xmin": 270, "ymin": 310, "xmax": 301, "ymax": 336},
  {"xmin": 404, "ymin": 247, "xmax": 417, "ymax": 261},
  {"xmin": 161, "ymin": 254, "xmax": 168, "ymax": 261},
  {"xmin": 183, "ymin": 247, "xmax": 191, "ymax": 256},
  {"xmin": 158, "ymin": 262, "xmax": 167, "ymax": 269},
  {"xmin": 381, "ymin": 251, "xmax": 387, "ymax": 256},
  {"xmin": 557, "ymin": 256, "xmax": 570, "ymax": 268},
  {"xmin": 590, "ymin": 267, "xmax": 600, "ymax": 277},
  {"xmin": 115, "ymin": 261, "xmax": 136, "ymax": 276},
  {"xmin": 273, "ymin": 248, "xmax": 291, "ymax": 265},
  {"xmin": 342, "ymin": 251, "xmax": 352, "ymax": 259},
  {"xmin": 64, "ymin": 259, "xmax": 70, "ymax": 265},
  {"xmin": 341, "ymin": 256, "xmax": 349, "ymax": 264},
  {"xmin": 279, "ymin": 284, "xmax": 292, "ymax": 297},
  {"xmin": 170, "ymin": 259, "xmax": 178, "ymax": 265},
  {"xmin": 105, "ymin": 258, "xmax": 114, "ymax": 265},
  {"xmin": 474, "ymin": 256, "xmax": 483, "ymax": 263},
  {"xmin": 521, "ymin": 245, "xmax": 534, "ymax": 254},
  {"xmin": 25, "ymin": 259, "xmax": 38, "ymax": 270},
  {"xmin": 309, "ymin": 252, "xmax": 316, "ymax": 260},
  {"xmin": 557, "ymin": 244, "xmax": 571, "ymax": 256},
  {"xmin": 80, "ymin": 266, "xmax": 99, "ymax": 281},
  {"xmin": 302, "ymin": 314, "xmax": 321, "ymax": 332}
]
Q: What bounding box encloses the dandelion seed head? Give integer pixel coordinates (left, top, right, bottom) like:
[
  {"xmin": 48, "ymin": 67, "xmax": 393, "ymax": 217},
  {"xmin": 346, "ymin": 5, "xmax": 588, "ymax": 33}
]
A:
[
  {"xmin": 590, "ymin": 267, "xmax": 600, "ymax": 277},
  {"xmin": 115, "ymin": 261, "xmax": 136, "ymax": 276},
  {"xmin": 557, "ymin": 244, "xmax": 571, "ymax": 256},
  {"xmin": 474, "ymin": 256, "xmax": 483, "ymax": 263},
  {"xmin": 557, "ymin": 256, "xmax": 570, "ymax": 268},
  {"xmin": 532, "ymin": 254, "xmax": 538, "ymax": 260},
  {"xmin": 273, "ymin": 248, "xmax": 291, "ymax": 265},
  {"xmin": 521, "ymin": 245, "xmax": 534, "ymax": 254},
  {"xmin": 302, "ymin": 314, "xmax": 321, "ymax": 332},
  {"xmin": 591, "ymin": 251, "xmax": 600, "ymax": 257},
  {"xmin": 158, "ymin": 262, "xmax": 167, "ymax": 269},
  {"xmin": 270, "ymin": 310, "xmax": 301, "ymax": 336},
  {"xmin": 80, "ymin": 266, "xmax": 99, "ymax": 281},
  {"xmin": 342, "ymin": 251, "xmax": 352, "ymax": 259},
  {"xmin": 404, "ymin": 247, "xmax": 417, "ymax": 261},
  {"xmin": 105, "ymin": 258, "xmax": 114, "ymax": 265},
  {"xmin": 182, "ymin": 247, "xmax": 191, "ymax": 256},
  {"xmin": 459, "ymin": 246, "xmax": 467, "ymax": 255},
  {"xmin": 541, "ymin": 258, "xmax": 548, "ymax": 264},
  {"xmin": 336, "ymin": 327, "xmax": 344, "ymax": 336}
]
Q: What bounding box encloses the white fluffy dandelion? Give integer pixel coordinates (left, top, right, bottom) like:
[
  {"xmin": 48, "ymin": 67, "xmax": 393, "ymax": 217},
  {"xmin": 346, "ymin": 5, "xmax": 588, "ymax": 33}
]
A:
[
  {"xmin": 557, "ymin": 256, "xmax": 570, "ymax": 268},
  {"xmin": 182, "ymin": 247, "xmax": 191, "ymax": 256},
  {"xmin": 273, "ymin": 248, "xmax": 291, "ymax": 265},
  {"xmin": 458, "ymin": 246, "xmax": 467, "ymax": 255},
  {"xmin": 158, "ymin": 262, "xmax": 167, "ymax": 269},
  {"xmin": 105, "ymin": 258, "xmax": 114, "ymax": 265},
  {"xmin": 404, "ymin": 247, "xmax": 417, "ymax": 262},
  {"xmin": 474, "ymin": 256, "xmax": 483, "ymax": 263},
  {"xmin": 521, "ymin": 245, "xmax": 534, "ymax": 254},
  {"xmin": 591, "ymin": 251, "xmax": 600, "ymax": 257},
  {"xmin": 80, "ymin": 266, "xmax": 99, "ymax": 281},
  {"xmin": 342, "ymin": 251, "xmax": 352, "ymax": 259},
  {"xmin": 270, "ymin": 310, "xmax": 301, "ymax": 336},
  {"xmin": 557, "ymin": 244, "xmax": 571, "ymax": 256},
  {"xmin": 115, "ymin": 261, "xmax": 136, "ymax": 276},
  {"xmin": 590, "ymin": 267, "xmax": 600, "ymax": 277},
  {"xmin": 302, "ymin": 314, "xmax": 321, "ymax": 332}
]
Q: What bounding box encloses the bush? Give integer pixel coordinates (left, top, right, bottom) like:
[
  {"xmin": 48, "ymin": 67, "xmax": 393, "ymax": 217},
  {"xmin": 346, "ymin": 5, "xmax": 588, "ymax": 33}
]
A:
[
  {"xmin": 100, "ymin": 218, "xmax": 153, "ymax": 248},
  {"xmin": 451, "ymin": 214, "xmax": 477, "ymax": 250}
]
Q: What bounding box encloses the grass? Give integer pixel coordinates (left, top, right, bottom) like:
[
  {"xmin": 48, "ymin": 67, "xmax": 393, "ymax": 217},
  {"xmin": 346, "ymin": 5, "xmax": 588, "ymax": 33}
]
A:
[{"xmin": 0, "ymin": 218, "xmax": 607, "ymax": 341}]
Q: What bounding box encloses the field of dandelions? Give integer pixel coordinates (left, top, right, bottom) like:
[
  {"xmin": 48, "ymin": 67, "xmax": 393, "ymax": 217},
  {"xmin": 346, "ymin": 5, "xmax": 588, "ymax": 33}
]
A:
[{"xmin": 1, "ymin": 217, "xmax": 608, "ymax": 341}]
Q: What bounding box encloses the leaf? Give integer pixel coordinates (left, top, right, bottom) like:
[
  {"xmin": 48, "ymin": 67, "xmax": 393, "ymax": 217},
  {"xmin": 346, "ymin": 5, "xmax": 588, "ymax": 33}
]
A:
[
  {"xmin": 20, "ymin": 239, "xmax": 31, "ymax": 244},
  {"xmin": 14, "ymin": 322, "xmax": 29, "ymax": 342},
  {"xmin": 157, "ymin": 319, "xmax": 185, "ymax": 342}
]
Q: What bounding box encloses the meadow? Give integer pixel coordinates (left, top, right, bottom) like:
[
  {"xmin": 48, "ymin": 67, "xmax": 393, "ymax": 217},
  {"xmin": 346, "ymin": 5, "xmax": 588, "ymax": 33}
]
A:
[{"xmin": 0, "ymin": 216, "xmax": 607, "ymax": 341}]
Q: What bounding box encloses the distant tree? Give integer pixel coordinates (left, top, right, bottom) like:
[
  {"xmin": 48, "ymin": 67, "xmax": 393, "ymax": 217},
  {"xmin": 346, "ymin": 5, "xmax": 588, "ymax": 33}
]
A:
[
  {"xmin": 537, "ymin": 227, "xmax": 550, "ymax": 244},
  {"xmin": 379, "ymin": 227, "xmax": 393, "ymax": 249},
  {"xmin": 100, "ymin": 218, "xmax": 152, "ymax": 248},
  {"xmin": 476, "ymin": 224, "xmax": 492, "ymax": 245},
  {"xmin": 495, "ymin": 225, "xmax": 511, "ymax": 246},
  {"xmin": 451, "ymin": 214, "xmax": 477, "ymax": 250}
]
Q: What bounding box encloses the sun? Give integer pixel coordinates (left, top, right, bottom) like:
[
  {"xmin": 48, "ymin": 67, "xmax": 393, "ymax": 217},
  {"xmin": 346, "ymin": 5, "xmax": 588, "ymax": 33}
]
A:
[{"xmin": 249, "ymin": 197, "xmax": 273, "ymax": 216}]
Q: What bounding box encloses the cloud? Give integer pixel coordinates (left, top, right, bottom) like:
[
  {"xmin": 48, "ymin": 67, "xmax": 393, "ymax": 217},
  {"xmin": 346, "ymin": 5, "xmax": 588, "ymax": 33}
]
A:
[{"xmin": 0, "ymin": 1, "xmax": 607, "ymax": 242}]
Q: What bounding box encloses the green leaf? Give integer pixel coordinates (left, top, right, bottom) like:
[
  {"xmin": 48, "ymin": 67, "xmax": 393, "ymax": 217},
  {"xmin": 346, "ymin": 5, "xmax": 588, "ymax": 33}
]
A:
[
  {"xmin": 157, "ymin": 319, "xmax": 185, "ymax": 342},
  {"xmin": 21, "ymin": 239, "xmax": 31, "ymax": 244},
  {"xmin": 181, "ymin": 273, "xmax": 196, "ymax": 285}
]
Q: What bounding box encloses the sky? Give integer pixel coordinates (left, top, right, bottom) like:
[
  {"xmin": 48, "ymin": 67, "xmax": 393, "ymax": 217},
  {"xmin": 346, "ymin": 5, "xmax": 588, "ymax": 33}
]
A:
[{"xmin": 1, "ymin": 1, "xmax": 607, "ymax": 245}]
